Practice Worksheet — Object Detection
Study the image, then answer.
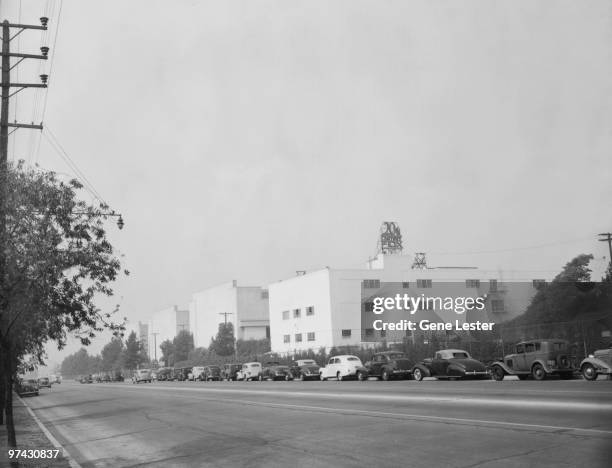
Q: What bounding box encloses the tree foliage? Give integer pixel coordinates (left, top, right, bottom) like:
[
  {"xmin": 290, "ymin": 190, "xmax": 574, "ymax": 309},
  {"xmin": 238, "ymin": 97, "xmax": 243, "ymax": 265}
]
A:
[
  {"xmin": 0, "ymin": 162, "xmax": 126, "ymax": 445},
  {"xmin": 173, "ymin": 330, "xmax": 194, "ymax": 362},
  {"xmin": 209, "ymin": 323, "xmax": 235, "ymax": 356},
  {"xmin": 159, "ymin": 339, "xmax": 175, "ymax": 367}
]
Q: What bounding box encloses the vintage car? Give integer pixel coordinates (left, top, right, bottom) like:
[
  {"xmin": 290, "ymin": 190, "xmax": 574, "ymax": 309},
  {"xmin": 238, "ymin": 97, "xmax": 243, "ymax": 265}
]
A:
[
  {"xmin": 580, "ymin": 345, "xmax": 612, "ymax": 380},
  {"xmin": 319, "ymin": 355, "xmax": 368, "ymax": 381},
  {"xmin": 156, "ymin": 367, "xmax": 173, "ymax": 381},
  {"xmin": 203, "ymin": 366, "xmax": 221, "ymax": 381},
  {"xmin": 174, "ymin": 367, "xmax": 191, "ymax": 381},
  {"xmin": 489, "ymin": 339, "xmax": 577, "ymax": 381},
  {"xmin": 364, "ymin": 351, "xmax": 413, "ymax": 381},
  {"xmin": 38, "ymin": 376, "xmax": 52, "ymax": 388},
  {"xmin": 79, "ymin": 374, "xmax": 93, "ymax": 384},
  {"xmin": 221, "ymin": 363, "xmax": 242, "ymax": 381},
  {"xmin": 189, "ymin": 366, "xmax": 206, "ymax": 381},
  {"xmin": 288, "ymin": 359, "xmax": 320, "ymax": 381},
  {"xmin": 132, "ymin": 368, "xmax": 153, "ymax": 384},
  {"xmin": 15, "ymin": 378, "xmax": 40, "ymax": 397},
  {"xmin": 237, "ymin": 362, "xmax": 262, "ymax": 381},
  {"xmin": 260, "ymin": 362, "xmax": 292, "ymax": 381},
  {"xmin": 412, "ymin": 349, "xmax": 489, "ymax": 381}
]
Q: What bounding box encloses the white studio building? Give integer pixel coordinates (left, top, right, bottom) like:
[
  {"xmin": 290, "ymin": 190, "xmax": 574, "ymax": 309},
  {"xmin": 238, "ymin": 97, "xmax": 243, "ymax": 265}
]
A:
[
  {"xmin": 148, "ymin": 305, "xmax": 190, "ymax": 363},
  {"xmin": 189, "ymin": 280, "xmax": 270, "ymax": 349},
  {"xmin": 268, "ymin": 252, "xmax": 546, "ymax": 355}
]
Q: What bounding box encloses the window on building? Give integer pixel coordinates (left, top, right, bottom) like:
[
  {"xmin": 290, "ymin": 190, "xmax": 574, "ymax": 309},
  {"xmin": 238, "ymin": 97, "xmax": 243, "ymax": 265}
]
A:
[
  {"xmin": 417, "ymin": 279, "xmax": 432, "ymax": 288},
  {"xmin": 283, "ymin": 334, "xmax": 290, "ymax": 343},
  {"xmin": 266, "ymin": 326, "xmax": 270, "ymax": 339},
  {"xmin": 489, "ymin": 280, "xmax": 498, "ymax": 292},
  {"xmin": 306, "ymin": 306, "xmax": 314, "ymax": 316},
  {"xmin": 307, "ymin": 332, "xmax": 315, "ymax": 341},
  {"xmin": 402, "ymin": 282, "xmax": 410, "ymax": 289},
  {"xmin": 362, "ymin": 279, "xmax": 381, "ymax": 289},
  {"xmin": 261, "ymin": 290, "xmax": 269, "ymax": 299},
  {"xmin": 466, "ymin": 279, "xmax": 480, "ymax": 288},
  {"xmin": 491, "ymin": 300, "xmax": 504, "ymax": 313},
  {"xmin": 295, "ymin": 333, "xmax": 302, "ymax": 342},
  {"xmin": 341, "ymin": 329, "xmax": 352, "ymax": 338},
  {"xmin": 293, "ymin": 308, "xmax": 301, "ymax": 318},
  {"xmin": 282, "ymin": 310, "xmax": 289, "ymax": 320}
]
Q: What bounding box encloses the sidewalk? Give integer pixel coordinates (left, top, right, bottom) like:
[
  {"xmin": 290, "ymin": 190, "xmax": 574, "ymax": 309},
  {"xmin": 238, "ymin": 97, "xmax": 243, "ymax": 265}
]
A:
[{"xmin": 0, "ymin": 395, "xmax": 72, "ymax": 467}]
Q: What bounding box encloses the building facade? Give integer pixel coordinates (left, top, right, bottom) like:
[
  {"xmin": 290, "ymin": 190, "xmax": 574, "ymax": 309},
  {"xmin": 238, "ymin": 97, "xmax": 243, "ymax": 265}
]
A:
[
  {"xmin": 148, "ymin": 305, "xmax": 190, "ymax": 363},
  {"xmin": 189, "ymin": 280, "xmax": 270, "ymax": 349},
  {"xmin": 269, "ymin": 253, "xmax": 545, "ymax": 355}
]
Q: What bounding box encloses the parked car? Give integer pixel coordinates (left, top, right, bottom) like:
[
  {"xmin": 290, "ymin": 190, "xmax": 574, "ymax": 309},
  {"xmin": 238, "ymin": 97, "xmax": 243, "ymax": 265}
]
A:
[
  {"xmin": 580, "ymin": 345, "xmax": 612, "ymax": 381},
  {"xmin": 174, "ymin": 367, "xmax": 191, "ymax": 381},
  {"xmin": 237, "ymin": 362, "xmax": 262, "ymax": 381},
  {"xmin": 364, "ymin": 351, "xmax": 413, "ymax": 381},
  {"xmin": 319, "ymin": 355, "xmax": 368, "ymax": 381},
  {"xmin": 221, "ymin": 363, "xmax": 242, "ymax": 381},
  {"xmin": 289, "ymin": 359, "xmax": 320, "ymax": 381},
  {"xmin": 15, "ymin": 378, "xmax": 39, "ymax": 397},
  {"xmin": 203, "ymin": 366, "xmax": 221, "ymax": 381},
  {"xmin": 79, "ymin": 374, "xmax": 93, "ymax": 384},
  {"xmin": 156, "ymin": 367, "xmax": 173, "ymax": 381},
  {"xmin": 111, "ymin": 371, "xmax": 124, "ymax": 382},
  {"xmin": 38, "ymin": 376, "xmax": 52, "ymax": 388},
  {"xmin": 189, "ymin": 366, "xmax": 206, "ymax": 381},
  {"xmin": 412, "ymin": 349, "xmax": 489, "ymax": 381},
  {"xmin": 490, "ymin": 339, "xmax": 577, "ymax": 381},
  {"xmin": 260, "ymin": 362, "xmax": 292, "ymax": 381},
  {"xmin": 132, "ymin": 369, "xmax": 152, "ymax": 384}
]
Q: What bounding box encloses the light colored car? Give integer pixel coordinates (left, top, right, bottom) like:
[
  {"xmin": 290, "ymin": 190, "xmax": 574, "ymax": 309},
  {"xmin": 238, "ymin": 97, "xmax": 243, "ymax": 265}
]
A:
[
  {"xmin": 319, "ymin": 355, "xmax": 368, "ymax": 381},
  {"xmin": 189, "ymin": 366, "xmax": 206, "ymax": 381},
  {"xmin": 237, "ymin": 362, "xmax": 262, "ymax": 381},
  {"xmin": 132, "ymin": 369, "xmax": 152, "ymax": 384}
]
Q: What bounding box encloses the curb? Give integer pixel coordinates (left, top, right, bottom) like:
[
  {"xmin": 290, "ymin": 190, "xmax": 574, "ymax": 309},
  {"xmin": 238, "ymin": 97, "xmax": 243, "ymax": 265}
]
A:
[{"xmin": 16, "ymin": 395, "xmax": 82, "ymax": 468}]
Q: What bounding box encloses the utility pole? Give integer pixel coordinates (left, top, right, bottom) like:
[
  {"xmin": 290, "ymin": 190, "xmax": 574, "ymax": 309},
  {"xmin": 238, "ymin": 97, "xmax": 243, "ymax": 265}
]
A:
[
  {"xmin": 151, "ymin": 332, "xmax": 159, "ymax": 363},
  {"xmin": 219, "ymin": 312, "xmax": 233, "ymax": 325},
  {"xmin": 598, "ymin": 233, "xmax": 612, "ymax": 268}
]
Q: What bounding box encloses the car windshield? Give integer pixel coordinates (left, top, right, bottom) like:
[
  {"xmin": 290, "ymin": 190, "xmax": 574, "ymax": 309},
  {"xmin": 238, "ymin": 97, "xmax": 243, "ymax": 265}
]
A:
[
  {"xmin": 301, "ymin": 360, "xmax": 316, "ymax": 365},
  {"xmin": 347, "ymin": 357, "xmax": 360, "ymax": 361},
  {"xmin": 388, "ymin": 353, "xmax": 405, "ymax": 359}
]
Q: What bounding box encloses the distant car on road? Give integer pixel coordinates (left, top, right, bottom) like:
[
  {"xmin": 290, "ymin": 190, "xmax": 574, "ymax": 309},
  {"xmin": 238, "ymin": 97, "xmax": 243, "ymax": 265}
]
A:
[
  {"xmin": 319, "ymin": 355, "xmax": 368, "ymax": 381},
  {"xmin": 203, "ymin": 366, "xmax": 221, "ymax": 381},
  {"xmin": 289, "ymin": 359, "xmax": 320, "ymax": 381},
  {"xmin": 237, "ymin": 362, "xmax": 262, "ymax": 381},
  {"xmin": 38, "ymin": 377, "xmax": 52, "ymax": 388},
  {"xmin": 15, "ymin": 378, "xmax": 39, "ymax": 397},
  {"xmin": 412, "ymin": 349, "xmax": 489, "ymax": 381},
  {"xmin": 221, "ymin": 363, "xmax": 242, "ymax": 381},
  {"xmin": 156, "ymin": 367, "xmax": 173, "ymax": 381},
  {"xmin": 174, "ymin": 367, "xmax": 191, "ymax": 381},
  {"xmin": 260, "ymin": 362, "xmax": 292, "ymax": 381},
  {"xmin": 132, "ymin": 369, "xmax": 152, "ymax": 384},
  {"xmin": 364, "ymin": 352, "xmax": 413, "ymax": 381},
  {"xmin": 580, "ymin": 345, "xmax": 612, "ymax": 381},
  {"xmin": 489, "ymin": 340, "xmax": 576, "ymax": 381},
  {"xmin": 79, "ymin": 374, "xmax": 93, "ymax": 384}
]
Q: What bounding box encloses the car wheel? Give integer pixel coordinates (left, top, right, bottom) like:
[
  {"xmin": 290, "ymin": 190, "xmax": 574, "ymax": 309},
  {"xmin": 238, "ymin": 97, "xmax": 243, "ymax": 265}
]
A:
[
  {"xmin": 357, "ymin": 371, "xmax": 367, "ymax": 381},
  {"xmin": 491, "ymin": 366, "xmax": 505, "ymax": 381},
  {"xmin": 336, "ymin": 372, "xmax": 343, "ymax": 381},
  {"xmin": 258, "ymin": 375, "xmax": 263, "ymax": 382},
  {"xmin": 413, "ymin": 368, "xmax": 424, "ymax": 382},
  {"xmin": 297, "ymin": 373, "xmax": 304, "ymax": 381},
  {"xmin": 320, "ymin": 373, "xmax": 327, "ymax": 381},
  {"xmin": 581, "ymin": 363, "xmax": 597, "ymax": 381},
  {"xmin": 382, "ymin": 370, "xmax": 390, "ymax": 381},
  {"xmin": 532, "ymin": 363, "xmax": 546, "ymax": 381},
  {"xmin": 285, "ymin": 374, "xmax": 291, "ymax": 381}
]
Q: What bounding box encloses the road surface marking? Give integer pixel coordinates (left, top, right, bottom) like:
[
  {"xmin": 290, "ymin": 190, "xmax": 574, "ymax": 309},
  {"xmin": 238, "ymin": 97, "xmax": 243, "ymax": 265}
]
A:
[
  {"xmin": 101, "ymin": 383, "xmax": 612, "ymax": 411},
  {"xmin": 17, "ymin": 395, "xmax": 82, "ymax": 468}
]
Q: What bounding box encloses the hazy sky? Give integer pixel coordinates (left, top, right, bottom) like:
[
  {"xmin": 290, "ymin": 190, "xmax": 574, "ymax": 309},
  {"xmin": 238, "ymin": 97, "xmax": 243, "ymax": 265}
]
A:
[{"xmin": 2, "ymin": 1, "xmax": 611, "ymax": 365}]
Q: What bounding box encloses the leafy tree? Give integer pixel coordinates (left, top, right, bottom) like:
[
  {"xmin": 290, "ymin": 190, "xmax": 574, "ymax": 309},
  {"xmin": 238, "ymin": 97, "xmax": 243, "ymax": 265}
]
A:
[
  {"xmin": 122, "ymin": 331, "xmax": 146, "ymax": 370},
  {"xmin": 236, "ymin": 337, "xmax": 270, "ymax": 357},
  {"xmin": 0, "ymin": 163, "xmax": 126, "ymax": 446},
  {"xmin": 210, "ymin": 323, "xmax": 235, "ymax": 356},
  {"xmin": 173, "ymin": 330, "xmax": 194, "ymax": 362},
  {"xmin": 159, "ymin": 339, "xmax": 175, "ymax": 367},
  {"xmin": 101, "ymin": 337, "xmax": 124, "ymax": 371}
]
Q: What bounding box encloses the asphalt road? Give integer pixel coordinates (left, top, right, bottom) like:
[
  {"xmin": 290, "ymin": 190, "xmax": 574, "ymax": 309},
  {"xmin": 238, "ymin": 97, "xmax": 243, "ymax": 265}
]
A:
[{"xmin": 22, "ymin": 378, "xmax": 612, "ymax": 468}]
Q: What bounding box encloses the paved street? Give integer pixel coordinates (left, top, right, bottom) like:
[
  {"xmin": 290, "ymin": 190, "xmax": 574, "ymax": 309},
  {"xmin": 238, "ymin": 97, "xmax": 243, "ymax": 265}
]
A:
[{"xmin": 23, "ymin": 379, "xmax": 612, "ymax": 468}]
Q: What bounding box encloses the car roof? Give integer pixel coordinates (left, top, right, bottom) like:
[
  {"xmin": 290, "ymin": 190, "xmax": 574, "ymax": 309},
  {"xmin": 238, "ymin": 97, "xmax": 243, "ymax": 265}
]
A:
[
  {"xmin": 516, "ymin": 339, "xmax": 568, "ymax": 345},
  {"xmin": 330, "ymin": 355, "xmax": 360, "ymax": 359},
  {"xmin": 437, "ymin": 349, "xmax": 469, "ymax": 354}
]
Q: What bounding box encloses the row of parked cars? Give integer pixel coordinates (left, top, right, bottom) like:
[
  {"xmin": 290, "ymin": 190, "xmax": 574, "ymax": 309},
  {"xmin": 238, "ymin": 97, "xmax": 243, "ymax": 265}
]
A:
[
  {"xmin": 124, "ymin": 340, "xmax": 611, "ymax": 384},
  {"xmin": 15, "ymin": 375, "xmax": 61, "ymax": 397}
]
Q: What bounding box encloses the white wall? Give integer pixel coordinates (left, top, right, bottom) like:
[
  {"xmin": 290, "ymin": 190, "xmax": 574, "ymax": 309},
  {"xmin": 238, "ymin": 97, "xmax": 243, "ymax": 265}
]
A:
[{"xmin": 148, "ymin": 305, "xmax": 180, "ymax": 363}]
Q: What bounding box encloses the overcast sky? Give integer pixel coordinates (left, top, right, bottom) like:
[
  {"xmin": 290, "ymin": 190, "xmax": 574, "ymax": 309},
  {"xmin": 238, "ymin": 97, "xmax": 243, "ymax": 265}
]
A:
[{"xmin": 2, "ymin": 1, "xmax": 611, "ymax": 366}]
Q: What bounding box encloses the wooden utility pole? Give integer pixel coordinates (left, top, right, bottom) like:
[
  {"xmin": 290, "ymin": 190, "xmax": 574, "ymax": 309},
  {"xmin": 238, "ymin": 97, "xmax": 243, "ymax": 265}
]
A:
[
  {"xmin": 598, "ymin": 233, "xmax": 612, "ymax": 268},
  {"xmin": 219, "ymin": 312, "xmax": 233, "ymax": 325}
]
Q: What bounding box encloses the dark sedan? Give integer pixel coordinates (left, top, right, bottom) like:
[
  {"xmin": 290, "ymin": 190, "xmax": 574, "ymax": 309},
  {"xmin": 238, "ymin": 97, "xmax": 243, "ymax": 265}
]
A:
[
  {"xmin": 221, "ymin": 363, "xmax": 242, "ymax": 381},
  {"xmin": 412, "ymin": 349, "xmax": 490, "ymax": 381},
  {"xmin": 289, "ymin": 359, "xmax": 320, "ymax": 381},
  {"xmin": 260, "ymin": 362, "xmax": 292, "ymax": 381},
  {"xmin": 364, "ymin": 352, "xmax": 413, "ymax": 381},
  {"xmin": 15, "ymin": 378, "xmax": 39, "ymax": 397}
]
